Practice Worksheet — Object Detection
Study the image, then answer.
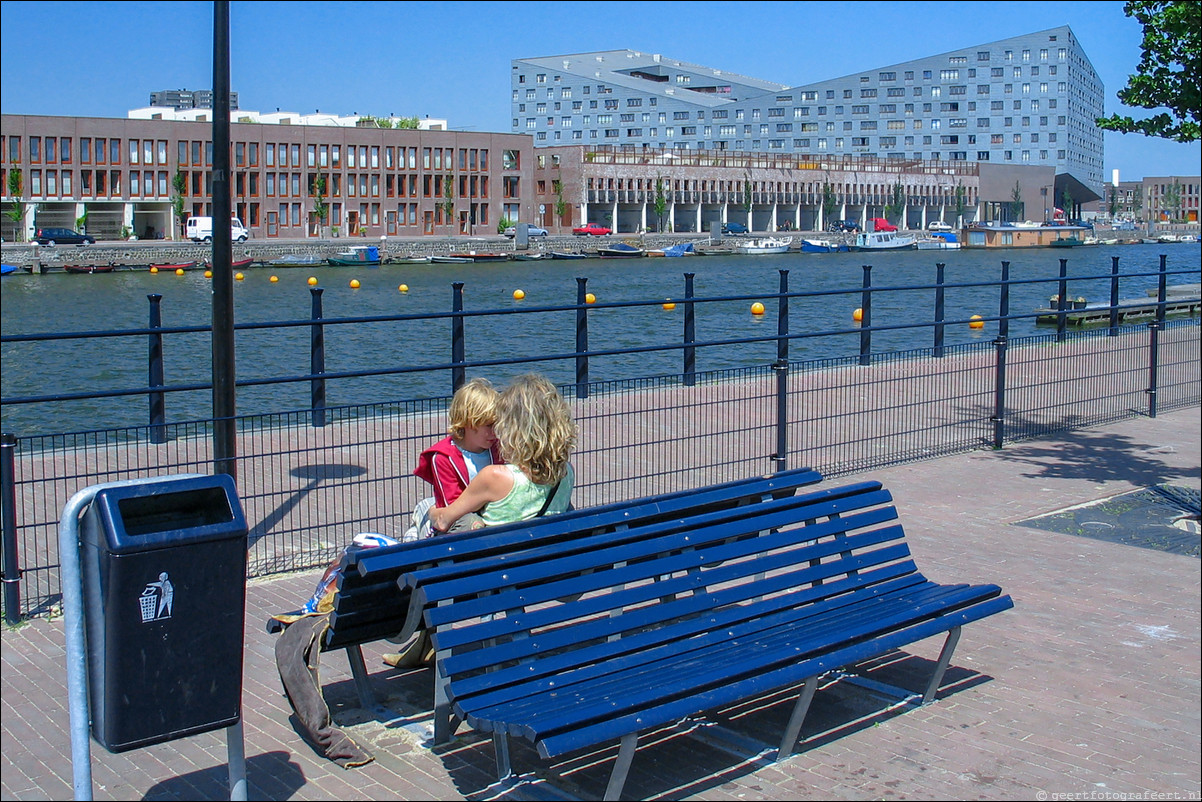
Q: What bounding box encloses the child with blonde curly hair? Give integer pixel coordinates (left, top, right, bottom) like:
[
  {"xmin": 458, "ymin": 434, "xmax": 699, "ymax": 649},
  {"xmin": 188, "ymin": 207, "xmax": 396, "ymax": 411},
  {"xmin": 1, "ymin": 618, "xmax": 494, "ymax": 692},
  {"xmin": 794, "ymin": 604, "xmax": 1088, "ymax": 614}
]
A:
[{"xmin": 430, "ymin": 373, "xmax": 575, "ymax": 532}]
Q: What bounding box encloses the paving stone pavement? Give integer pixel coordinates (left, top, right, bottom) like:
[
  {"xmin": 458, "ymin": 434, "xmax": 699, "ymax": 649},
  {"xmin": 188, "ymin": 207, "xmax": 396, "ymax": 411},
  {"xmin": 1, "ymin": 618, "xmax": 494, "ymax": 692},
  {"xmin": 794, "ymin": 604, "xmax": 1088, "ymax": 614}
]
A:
[{"xmin": 2, "ymin": 408, "xmax": 1198, "ymax": 801}]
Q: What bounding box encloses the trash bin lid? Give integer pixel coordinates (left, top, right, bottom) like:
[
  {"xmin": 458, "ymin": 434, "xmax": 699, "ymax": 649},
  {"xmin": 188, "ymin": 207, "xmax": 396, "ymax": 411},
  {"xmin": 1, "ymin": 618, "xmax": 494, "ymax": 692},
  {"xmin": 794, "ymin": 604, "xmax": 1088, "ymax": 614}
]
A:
[{"xmin": 79, "ymin": 474, "xmax": 247, "ymax": 553}]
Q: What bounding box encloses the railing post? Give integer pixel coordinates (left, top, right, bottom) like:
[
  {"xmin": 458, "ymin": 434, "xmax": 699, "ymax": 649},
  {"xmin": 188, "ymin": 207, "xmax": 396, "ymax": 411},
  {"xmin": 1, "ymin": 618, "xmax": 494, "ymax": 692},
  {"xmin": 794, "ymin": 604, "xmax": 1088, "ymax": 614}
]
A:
[
  {"xmin": 451, "ymin": 282, "xmax": 466, "ymax": 393},
  {"xmin": 998, "ymin": 260, "xmax": 1011, "ymax": 340},
  {"xmin": 1, "ymin": 432, "xmax": 20, "ymax": 624},
  {"xmin": 147, "ymin": 294, "xmax": 166, "ymax": 444},
  {"xmin": 858, "ymin": 264, "xmax": 872, "ymax": 366},
  {"xmin": 773, "ymin": 269, "xmax": 790, "ymax": 473},
  {"xmin": 309, "ymin": 288, "xmax": 326, "ymax": 428},
  {"xmin": 1108, "ymin": 255, "xmax": 1121, "ymax": 336},
  {"xmin": 1055, "ymin": 257, "xmax": 1069, "ymax": 342},
  {"xmin": 1146, "ymin": 255, "xmax": 1167, "ymax": 418},
  {"xmin": 575, "ymin": 277, "xmax": 589, "ymax": 400},
  {"xmin": 683, "ymin": 273, "xmax": 696, "ymax": 386},
  {"xmin": 933, "ymin": 262, "xmax": 946, "ymax": 358}
]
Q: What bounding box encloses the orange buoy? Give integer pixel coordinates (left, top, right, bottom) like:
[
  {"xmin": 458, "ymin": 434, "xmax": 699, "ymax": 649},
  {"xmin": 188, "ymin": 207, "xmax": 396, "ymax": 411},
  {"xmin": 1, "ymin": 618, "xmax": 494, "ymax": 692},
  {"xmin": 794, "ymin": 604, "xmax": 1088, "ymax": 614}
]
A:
[
  {"xmin": 399, "ymin": 284, "xmax": 409, "ymax": 293},
  {"xmin": 350, "ymin": 279, "xmax": 361, "ymax": 289},
  {"xmin": 751, "ymin": 302, "xmax": 765, "ymax": 315},
  {"xmin": 585, "ymin": 293, "xmax": 596, "ymax": 304},
  {"xmin": 235, "ymin": 272, "xmax": 245, "ymax": 281},
  {"xmin": 662, "ymin": 300, "xmax": 676, "ymax": 311},
  {"xmin": 204, "ymin": 270, "xmax": 213, "ymax": 278},
  {"xmin": 270, "ymin": 275, "xmax": 279, "ymax": 283},
  {"xmin": 513, "ymin": 289, "xmax": 525, "ymax": 300},
  {"xmin": 969, "ymin": 314, "xmax": 985, "ymax": 329},
  {"xmin": 175, "ymin": 268, "xmax": 185, "ymax": 276},
  {"xmin": 308, "ymin": 277, "xmax": 318, "ymax": 286},
  {"xmin": 853, "ymin": 307, "xmax": 863, "ymax": 322},
  {"xmin": 149, "ymin": 266, "xmax": 159, "ymax": 274}
]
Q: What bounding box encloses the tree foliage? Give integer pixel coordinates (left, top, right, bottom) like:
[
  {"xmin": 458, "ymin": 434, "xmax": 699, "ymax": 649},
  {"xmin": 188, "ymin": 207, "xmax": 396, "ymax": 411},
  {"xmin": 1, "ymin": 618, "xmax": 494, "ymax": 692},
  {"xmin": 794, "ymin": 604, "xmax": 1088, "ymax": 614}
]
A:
[
  {"xmin": 885, "ymin": 182, "xmax": 906, "ymax": 223},
  {"xmin": 1095, "ymin": 0, "xmax": 1201, "ymax": 142},
  {"xmin": 5, "ymin": 168, "xmax": 24, "ymax": 240}
]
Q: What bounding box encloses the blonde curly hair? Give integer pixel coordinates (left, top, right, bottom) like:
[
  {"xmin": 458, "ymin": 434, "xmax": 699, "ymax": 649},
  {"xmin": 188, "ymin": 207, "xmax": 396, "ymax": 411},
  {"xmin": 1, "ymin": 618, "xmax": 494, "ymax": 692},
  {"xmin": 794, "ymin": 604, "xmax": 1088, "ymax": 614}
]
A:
[
  {"xmin": 447, "ymin": 377, "xmax": 499, "ymax": 441},
  {"xmin": 494, "ymin": 374, "xmax": 576, "ymax": 485}
]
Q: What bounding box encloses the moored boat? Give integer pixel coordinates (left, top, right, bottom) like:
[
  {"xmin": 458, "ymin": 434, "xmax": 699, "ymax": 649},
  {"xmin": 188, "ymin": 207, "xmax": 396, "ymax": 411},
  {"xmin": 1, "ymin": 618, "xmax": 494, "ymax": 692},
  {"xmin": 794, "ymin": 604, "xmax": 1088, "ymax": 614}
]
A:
[
  {"xmin": 549, "ymin": 251, "xmax": 589, "ymax": 260},
  {"xmin": 63, "ymin": 264, "xmax": 116, "ymax": 274},
  {"xmin": 449, "ymin": 251, "xmax": 510, "ymax": 263},
  {"xmin": 652, "ymin": 242, "xmax": 695, "ymax": 257},
  {"xmin": 270, "ymin": 254, "xmax": 324, "ymax": 266},
  {"xmin": 598, "ymin": 242, "xmax": 646, "ymax": 258},
  {"xmin": 148, "ymin": 260, "xmax": 201, "ymax": 271},
  {"xmin": 430, "ymin": 255, "xmax": 473, "ymax": 263},
  {"xmin": 511, "ymin": 252, "xmax": 545, "ymax": 261},
  {"xmin": 800, "ymin": 238, "xmax": 848, "ymax": 253},
  {"xmin": 849, "ymin": 231, "xmax": 917, "ymax": 251},
  {"xmin": 204, "ymin": 257, "xmax": 255, "ymax": 270},
  {"xmin": 327, "ymin": 245, "xmax": 381, "ymax": 266},
  {"xmin": 915, "ymin": 232, "xmax": 961, "ymax": 250},
  {"xmin": 736, "ymin": 236, "xmax": 792, "ymax": 255}
]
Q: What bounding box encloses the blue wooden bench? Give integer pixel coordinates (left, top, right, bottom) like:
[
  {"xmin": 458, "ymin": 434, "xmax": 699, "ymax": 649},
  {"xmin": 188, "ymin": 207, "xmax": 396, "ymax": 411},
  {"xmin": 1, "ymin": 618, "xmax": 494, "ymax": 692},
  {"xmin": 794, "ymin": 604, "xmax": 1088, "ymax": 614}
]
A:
[
  {"xmin": 423, "ymin": 478, "xmax": 1014, "ymax": 801},
  {"xmin": 267, "ymin": 467, "xmax": 824, "ymax": 714}
]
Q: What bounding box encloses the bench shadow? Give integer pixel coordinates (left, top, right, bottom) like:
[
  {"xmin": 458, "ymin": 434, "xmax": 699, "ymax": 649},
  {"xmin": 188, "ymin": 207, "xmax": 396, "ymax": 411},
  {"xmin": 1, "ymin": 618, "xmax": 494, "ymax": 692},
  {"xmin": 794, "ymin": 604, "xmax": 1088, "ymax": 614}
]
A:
[
  {"xmin": 247, "ymin": 463, "xmax": 369, "ymax": 548},
  {"xmin": 368, "ymin": 650, "xmax": 995, "ymax": 801},
  {"xmin": 140, "ymin": 750, "xmax": 304, "ymax": 801}
]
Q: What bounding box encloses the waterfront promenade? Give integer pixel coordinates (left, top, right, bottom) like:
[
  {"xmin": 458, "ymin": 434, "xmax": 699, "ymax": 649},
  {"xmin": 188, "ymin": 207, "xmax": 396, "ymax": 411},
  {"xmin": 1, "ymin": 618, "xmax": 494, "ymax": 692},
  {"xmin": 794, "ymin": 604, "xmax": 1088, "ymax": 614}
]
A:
[{"xmin": 2, "ymin": 407, "xmax": 1198, "ymax": 801}]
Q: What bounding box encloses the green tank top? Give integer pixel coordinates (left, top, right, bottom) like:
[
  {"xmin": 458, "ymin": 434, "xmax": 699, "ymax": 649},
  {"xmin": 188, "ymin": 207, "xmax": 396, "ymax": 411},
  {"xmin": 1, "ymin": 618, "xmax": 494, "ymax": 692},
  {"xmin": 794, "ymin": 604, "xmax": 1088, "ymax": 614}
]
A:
[{"xmin": 480, "ymin": 463, "xmax": 574, "ymax": 526}]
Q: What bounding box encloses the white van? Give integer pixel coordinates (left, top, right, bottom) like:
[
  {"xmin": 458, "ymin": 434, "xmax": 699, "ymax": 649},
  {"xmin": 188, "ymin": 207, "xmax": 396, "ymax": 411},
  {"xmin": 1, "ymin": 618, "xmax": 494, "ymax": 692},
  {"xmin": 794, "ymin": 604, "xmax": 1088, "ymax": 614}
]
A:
[{"xmin": 186, "ymin": 216, "xmax": 249, "ymax": 243}]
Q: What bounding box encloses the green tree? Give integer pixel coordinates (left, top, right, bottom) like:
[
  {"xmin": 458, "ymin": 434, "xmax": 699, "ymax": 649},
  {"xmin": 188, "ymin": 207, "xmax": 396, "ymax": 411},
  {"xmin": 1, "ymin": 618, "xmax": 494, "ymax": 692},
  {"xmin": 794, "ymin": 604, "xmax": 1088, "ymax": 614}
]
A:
[
  {"xmin": 5, "ymin": 168, "xmax": 24, "ymax": 241},
  {"xmin": 1009, "ymin": 181, "xmax": 1025, "ymax": 221},
  {"xmin": 171, "ymin": 170, "xmax": 188, "ymax": 237},
  {"xmin": 1095, "ymin": 0, "xmax": 1201, "ymax": 142},
  {"xmin": 1162, "ymin": 180, "xmax": 1183, "ymax": 220},
  {"xmin": 396, "ymin": 116, "xmax": 421, "ymax": 130},
  {"xmin": 653, "ymin": 175, "xmax": 668, "ymax": 232},
  {"xmin": 552, "ymin": 179, "xmax": 566, "ymax": 224},
  {"xmin": 742, "ymin": 172, "xmax": 753, "ymax": 211},
  {"xmin": 311, "ymin": 173, "xmax": 330, "ymax": 235},
  {"xmin": 75, "ymin": 206, "xmax": 89, "ymax": 233},
  {"xmin": 1108, "ymin": 186, "xmax": 1121, "ymax": 218},
  {"xmin": 821, "ymin": 181, "xmax": 839, "ymax": 225},
  {"xmin": 442, "ymin": 174, "xmax": 455, "ymax": 226},
  {"xmin": 885, "ymin": 182, "xmax": 906, "ymax": 224},
  {"xmin": 497, "ymin": 216, "xmax": 515, "ymax": 235},
  {"xmin": 954, "ymin": 182, "xmax": 967, "ymax": 225}
]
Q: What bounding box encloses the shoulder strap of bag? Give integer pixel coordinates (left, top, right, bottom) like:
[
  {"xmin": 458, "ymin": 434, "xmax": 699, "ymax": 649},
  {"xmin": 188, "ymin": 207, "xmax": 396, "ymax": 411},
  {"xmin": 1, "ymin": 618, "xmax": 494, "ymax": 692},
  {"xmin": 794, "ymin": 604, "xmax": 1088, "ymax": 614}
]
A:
[{"xmin": 536, "ymin": 480, "xmax": 563, "ymax": 517}]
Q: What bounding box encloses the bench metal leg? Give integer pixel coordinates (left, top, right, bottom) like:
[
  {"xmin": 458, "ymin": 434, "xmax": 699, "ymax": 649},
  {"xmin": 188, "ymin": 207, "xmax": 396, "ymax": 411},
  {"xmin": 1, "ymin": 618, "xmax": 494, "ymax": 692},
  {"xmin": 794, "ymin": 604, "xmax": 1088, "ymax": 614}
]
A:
[
  {"xmin": 604, "ymin": 733, "xmax": 638, "ymax": 801},
  {"xmin": 493, "ymin": 730, "xmax": 512, "ymax": 780},
  {"xmin": 345, "ymin": 645, "xmax": 375, "ymax": 708},
  {"xmin": 776, "ymin": 675, "xmax": 819, "ymax": 761},
  {"xmin": 923, "ymin": 625, "xmax": 962, "ymax": 705},
  {"xmin": 433, "ymin": 659, "xmax": 455, "ymax": 745}
]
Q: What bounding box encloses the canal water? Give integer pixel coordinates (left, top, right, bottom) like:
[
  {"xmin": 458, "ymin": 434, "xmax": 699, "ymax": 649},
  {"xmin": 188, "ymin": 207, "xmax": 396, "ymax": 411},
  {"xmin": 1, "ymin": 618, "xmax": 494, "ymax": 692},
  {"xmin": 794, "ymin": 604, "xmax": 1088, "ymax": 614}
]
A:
[{"xmin": 2, "ymin": 243, "xmax": 1197, "ymax": 437}]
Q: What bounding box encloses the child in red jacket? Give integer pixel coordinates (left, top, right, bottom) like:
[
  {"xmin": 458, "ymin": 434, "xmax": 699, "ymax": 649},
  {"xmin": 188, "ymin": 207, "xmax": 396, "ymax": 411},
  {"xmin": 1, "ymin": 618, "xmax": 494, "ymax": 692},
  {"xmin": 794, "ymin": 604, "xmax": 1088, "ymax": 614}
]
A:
[{"xmin": 405, "ymin": 377, "xmax": 503, "ymax": 539}]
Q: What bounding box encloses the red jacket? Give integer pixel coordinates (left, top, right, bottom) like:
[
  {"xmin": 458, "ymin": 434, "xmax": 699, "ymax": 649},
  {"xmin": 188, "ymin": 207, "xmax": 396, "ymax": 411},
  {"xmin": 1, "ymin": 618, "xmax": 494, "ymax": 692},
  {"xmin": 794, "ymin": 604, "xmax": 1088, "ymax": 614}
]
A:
[{"xmin": 413, "ymin": 436, "xmax": 504, "ymax": 507}]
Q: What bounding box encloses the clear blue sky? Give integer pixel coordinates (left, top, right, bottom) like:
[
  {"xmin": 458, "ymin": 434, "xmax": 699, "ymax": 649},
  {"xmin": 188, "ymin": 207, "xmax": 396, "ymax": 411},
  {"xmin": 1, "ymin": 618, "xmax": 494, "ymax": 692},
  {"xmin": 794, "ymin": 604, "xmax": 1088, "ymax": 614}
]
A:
[{"xmin": 1, "ymin": 0, "xmax": 1197, "ymax": 180}]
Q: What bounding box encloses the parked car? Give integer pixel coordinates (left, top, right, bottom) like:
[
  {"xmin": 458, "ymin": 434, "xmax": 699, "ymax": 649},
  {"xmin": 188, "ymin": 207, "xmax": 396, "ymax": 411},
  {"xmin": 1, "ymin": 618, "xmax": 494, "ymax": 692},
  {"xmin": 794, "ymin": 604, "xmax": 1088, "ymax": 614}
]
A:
[
  {"xmin": 33, "ymin": 227, "xmax": 95, "ymax": 245},
  {"xmin": 722, "ymin": 221, "xmax": 749, "ymax": 235},
  {"xmin": 869, "ymin": 217, "xmax": 898, "ymax": 232},
  {"xmin": 503, "ymin": 224, "xmax": 548, "ymax": 238},
  {"xmin": 572, "ymin": 222, "xmax": 612, "ymax": 236},
  {"xmin": 927, "ymin": 221, "xmax": 954, "ymax": 232},
  {"xmin": 828, "ymin": 220, "xmax": 861, "ymax": 233}
]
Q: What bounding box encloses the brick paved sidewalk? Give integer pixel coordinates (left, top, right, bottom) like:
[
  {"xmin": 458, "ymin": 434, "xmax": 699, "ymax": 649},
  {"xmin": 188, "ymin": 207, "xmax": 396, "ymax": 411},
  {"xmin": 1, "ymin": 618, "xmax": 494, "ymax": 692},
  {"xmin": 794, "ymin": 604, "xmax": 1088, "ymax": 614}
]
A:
[{"xmin": 3, "ymin": 408, "xmax": 1198, "ymax": 801}]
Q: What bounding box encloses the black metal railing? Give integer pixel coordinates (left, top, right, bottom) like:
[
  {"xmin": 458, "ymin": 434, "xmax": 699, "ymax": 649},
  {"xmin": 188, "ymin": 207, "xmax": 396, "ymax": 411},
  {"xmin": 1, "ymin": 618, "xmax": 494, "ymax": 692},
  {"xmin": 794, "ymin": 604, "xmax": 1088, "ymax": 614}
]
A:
[{"xmin": 2, "ymin": 257, "xmax": 1199, "ymax": 621}]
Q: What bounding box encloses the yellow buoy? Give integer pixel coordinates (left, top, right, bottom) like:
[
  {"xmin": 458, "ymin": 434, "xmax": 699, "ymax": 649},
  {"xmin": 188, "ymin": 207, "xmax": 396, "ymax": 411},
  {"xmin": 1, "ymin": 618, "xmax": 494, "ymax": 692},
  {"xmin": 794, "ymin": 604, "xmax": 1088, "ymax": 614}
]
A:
[
  {"xmin": 149, "ymin": 266, "xmax": 158, "ymax": 274},
  {"xmin": 399, "ymin": 284, "xmax": 409, "ymax": 293},
  {"xmin": 270, "ymin": 275, "xmax": 279, "ymax": 283},
  {"xmin": 751, "ymin": 302, "xmax": 765, "ymax": 316},
  {"xmin": 662, "ymin": 300, "xmax": 676, "ymax": 311},
  {"xmin": 235, "ymin": 272, "xmax": 245, "ymax": 281},
  {"xmin": 350, "ymin": 279, "xmax": 361, "ymax": 289},
  {"xmin": 853, "ymin": 307, "xmax": 863, "ymax": 322},
  {"xmin": 308, "ymin": 277, "xmax": 318, "ymax": 286},
  {"xmin": 513, "ymin": 289, "xmax": 526, "ymax": 300},
  {"xmin": 969, "ymin": 314, "xmax": 985, "ymax": 329},
  {"xmin": 585, "ymin": 293, "xmax": 596, "ymax": 304},
  {"xmin": 204, "ymin": 270, "xmax": 213, "ymax": 278},
  {"xmin": 175, "ymin": 267, "xmax": 185, "ymax": 276}
]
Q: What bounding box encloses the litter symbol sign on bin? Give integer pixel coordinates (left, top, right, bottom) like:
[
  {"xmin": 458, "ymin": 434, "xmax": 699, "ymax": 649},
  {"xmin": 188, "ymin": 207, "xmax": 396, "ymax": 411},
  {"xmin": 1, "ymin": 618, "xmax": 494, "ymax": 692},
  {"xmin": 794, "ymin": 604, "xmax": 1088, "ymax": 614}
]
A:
[{"xmin": 139, "ymin": 572, "xmax": 174, "ymax": 622}]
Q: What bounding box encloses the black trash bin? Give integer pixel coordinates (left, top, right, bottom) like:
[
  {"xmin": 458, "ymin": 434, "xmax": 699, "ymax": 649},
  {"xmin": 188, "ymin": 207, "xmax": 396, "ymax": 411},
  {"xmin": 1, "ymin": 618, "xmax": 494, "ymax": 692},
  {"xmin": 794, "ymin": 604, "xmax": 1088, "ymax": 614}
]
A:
[{"xmin": 78, "ymin": 474, "xmax": 248, "ymax": 753}]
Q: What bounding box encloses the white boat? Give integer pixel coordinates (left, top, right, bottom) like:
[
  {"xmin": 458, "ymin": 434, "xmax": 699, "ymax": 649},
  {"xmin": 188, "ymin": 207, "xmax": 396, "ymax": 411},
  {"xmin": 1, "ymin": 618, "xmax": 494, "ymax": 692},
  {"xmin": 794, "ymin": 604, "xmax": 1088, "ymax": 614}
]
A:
[
  {"xmin": 736, "ymin": 236, "xmax": 792, "ymax": 255},
  {"xmin": 850, "ymin": 231, "xmax": 917, "ymax": 251}
]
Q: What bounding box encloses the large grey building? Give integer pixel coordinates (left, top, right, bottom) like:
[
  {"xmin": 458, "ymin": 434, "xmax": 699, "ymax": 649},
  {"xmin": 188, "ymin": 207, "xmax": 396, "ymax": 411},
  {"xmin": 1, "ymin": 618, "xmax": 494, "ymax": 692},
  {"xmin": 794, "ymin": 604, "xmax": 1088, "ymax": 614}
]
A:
[
  {"xmin": 149, "ymin": 89, "xmax": 239, "ymax": 111},
  {"xmin": 512, "ymin": 25, "xmax": 1103, "ymax": 198}
]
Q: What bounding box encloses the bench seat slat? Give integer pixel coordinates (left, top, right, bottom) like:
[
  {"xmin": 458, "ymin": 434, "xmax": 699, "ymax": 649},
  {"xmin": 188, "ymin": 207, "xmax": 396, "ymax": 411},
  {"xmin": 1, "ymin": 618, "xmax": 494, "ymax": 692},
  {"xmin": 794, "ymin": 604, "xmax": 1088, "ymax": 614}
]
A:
[
  {"xmin": 423, "ymin": 490, "xmax": 898, "ymax": 630},
  {"xmin": 447, "ymin": 557, "xmax": 924, "ymax": 699},
  {"xmin": 533, "ymin": 593, "xmax": 1015, "ymax": 759},
  {"xmin": 436, "ymin": 527, "xmax": 913, "ymax": 663},
  {"xmin": 453, "ymin": 579, "xmax": 1001, "ymax": 731}
]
